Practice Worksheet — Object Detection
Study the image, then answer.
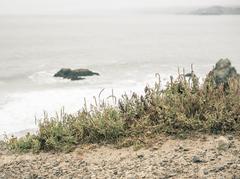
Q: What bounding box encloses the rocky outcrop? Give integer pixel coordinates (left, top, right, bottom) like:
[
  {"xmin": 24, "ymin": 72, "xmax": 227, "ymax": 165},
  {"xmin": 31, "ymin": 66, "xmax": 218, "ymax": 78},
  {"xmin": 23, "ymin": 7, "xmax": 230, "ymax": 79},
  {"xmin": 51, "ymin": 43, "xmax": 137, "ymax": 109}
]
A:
[
  {"xmin": 54, "ymin": 68, "xmax": 99, "ymax": 81},
  {"xmin": 205, "ymin": 59, "xmax": 239, "ymax": 87}
]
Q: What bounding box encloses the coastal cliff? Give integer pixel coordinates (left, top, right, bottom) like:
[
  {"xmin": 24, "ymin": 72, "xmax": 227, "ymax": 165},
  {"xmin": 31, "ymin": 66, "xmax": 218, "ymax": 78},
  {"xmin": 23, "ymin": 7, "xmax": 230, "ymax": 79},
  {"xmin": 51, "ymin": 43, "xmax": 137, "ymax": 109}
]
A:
[{"xmin": 191, "ymin": 6, "xmax": 240, "ymax": 15}]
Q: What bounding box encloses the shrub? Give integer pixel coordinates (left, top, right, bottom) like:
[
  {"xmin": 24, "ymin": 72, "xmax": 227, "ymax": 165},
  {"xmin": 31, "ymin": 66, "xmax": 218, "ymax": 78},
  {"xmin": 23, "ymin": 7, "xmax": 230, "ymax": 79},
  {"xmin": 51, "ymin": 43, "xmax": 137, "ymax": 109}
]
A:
[{"xmin": 7, "ymin": 68, "xmax": 240, "ymax": 152}]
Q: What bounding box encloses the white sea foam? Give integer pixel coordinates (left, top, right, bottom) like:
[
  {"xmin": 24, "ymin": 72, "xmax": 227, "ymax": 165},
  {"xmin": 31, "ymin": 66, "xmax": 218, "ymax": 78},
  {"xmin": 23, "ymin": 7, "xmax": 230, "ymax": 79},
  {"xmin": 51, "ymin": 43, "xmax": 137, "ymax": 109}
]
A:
[
  {"xmin": 0, "ymin": 70, "xmax": 206, "ymax": 135},
  {"xmin": 28, "ymin": 70, "xmax": 70, "ymax": 84},
  {"xmin": 28, "ymin": 69, "xmax": 104, "ymax": 87},
  {"xmin": 0, "ymin": 69, "xmax": 207, "ymax": 136},
  {"xmin": 0, "ymin": 82, "xmax": 148, "ymax": 135}
]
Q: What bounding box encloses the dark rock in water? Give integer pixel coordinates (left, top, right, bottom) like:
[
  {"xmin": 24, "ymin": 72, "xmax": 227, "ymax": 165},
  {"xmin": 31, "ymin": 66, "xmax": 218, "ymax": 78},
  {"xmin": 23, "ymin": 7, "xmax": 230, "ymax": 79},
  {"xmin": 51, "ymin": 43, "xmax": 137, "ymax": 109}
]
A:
[
  {"xmin": 205, "ymin": 59, "xmax": 239, "ymax": 87},
  {"xmin": 54, "ymin": 68, "xmax": 99, "ymax": 81}
]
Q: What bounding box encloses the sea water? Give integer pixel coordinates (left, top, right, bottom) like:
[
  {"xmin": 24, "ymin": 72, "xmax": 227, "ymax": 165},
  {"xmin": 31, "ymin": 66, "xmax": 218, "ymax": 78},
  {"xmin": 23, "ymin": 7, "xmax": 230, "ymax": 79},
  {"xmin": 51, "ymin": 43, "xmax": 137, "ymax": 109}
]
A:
[{"xmin": 0, "ymin": 14, "xmax": 240, "ymax": 135}]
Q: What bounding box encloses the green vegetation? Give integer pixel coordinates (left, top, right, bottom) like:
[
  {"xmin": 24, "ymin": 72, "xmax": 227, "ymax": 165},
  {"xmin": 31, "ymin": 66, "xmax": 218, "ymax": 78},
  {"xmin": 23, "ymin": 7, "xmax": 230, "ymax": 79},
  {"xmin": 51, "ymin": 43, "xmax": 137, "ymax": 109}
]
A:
[{"xmin": 7, "ymin": 68, "xmax": 240, "ymax": 153}]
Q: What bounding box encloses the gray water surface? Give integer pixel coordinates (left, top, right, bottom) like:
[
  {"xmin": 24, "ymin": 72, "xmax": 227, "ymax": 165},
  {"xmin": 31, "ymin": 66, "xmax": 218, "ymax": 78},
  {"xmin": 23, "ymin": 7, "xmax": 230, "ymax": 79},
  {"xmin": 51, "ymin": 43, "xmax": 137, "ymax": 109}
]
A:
[{"xmin": 0, "ymin": 14, "xmax": 239, "ymax": 134}]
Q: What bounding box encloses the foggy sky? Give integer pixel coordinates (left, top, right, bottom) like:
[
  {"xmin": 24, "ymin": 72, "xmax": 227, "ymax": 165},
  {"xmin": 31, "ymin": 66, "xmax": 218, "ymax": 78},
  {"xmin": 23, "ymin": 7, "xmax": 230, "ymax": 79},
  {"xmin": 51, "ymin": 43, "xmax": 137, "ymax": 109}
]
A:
[{"xmin": 0, "ymin": 0, "xmax": 239, "ymax": 14}]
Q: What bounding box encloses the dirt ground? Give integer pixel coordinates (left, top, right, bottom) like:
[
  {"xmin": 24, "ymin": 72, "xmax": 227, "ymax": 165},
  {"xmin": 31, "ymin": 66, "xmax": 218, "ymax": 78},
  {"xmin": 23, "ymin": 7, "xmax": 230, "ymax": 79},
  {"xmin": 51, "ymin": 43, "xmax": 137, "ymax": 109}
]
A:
[{"xmin": 0, "ymin": 135, "xmax": 240, "ymax": 179}]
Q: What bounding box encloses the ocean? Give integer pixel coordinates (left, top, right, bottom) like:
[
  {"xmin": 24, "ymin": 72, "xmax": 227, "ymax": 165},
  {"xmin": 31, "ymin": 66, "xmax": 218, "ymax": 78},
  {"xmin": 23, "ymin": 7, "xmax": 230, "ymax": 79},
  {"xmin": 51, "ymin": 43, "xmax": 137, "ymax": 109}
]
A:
[{"xmin": 0, "ymin": 14, "xmax": 240, "ymax": 135}]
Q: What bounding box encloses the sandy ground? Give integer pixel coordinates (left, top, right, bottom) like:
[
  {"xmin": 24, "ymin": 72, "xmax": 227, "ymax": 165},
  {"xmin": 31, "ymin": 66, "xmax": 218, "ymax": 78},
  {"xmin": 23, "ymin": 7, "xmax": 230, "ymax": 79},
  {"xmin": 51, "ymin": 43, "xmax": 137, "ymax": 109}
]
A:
[{"xmin": 0, "ymin": 135, "xmax": 240, "ymax": 179}]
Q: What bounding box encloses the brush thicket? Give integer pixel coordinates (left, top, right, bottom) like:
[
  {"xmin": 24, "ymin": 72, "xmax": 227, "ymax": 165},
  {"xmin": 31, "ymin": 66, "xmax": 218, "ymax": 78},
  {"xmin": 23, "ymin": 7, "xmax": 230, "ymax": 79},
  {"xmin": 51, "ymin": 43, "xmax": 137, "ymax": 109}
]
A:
[{"xmin": 7, "ymin": 68, "xmax": 240, "ymax": 152}]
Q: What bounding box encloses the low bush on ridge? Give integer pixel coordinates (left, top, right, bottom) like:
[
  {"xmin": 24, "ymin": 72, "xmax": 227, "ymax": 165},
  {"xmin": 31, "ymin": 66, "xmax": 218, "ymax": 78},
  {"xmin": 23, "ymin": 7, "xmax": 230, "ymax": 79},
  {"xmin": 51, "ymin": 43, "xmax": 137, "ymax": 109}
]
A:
[{"xmin": 7, "ymin": 69, "xmax": 240, "ymax": 152}]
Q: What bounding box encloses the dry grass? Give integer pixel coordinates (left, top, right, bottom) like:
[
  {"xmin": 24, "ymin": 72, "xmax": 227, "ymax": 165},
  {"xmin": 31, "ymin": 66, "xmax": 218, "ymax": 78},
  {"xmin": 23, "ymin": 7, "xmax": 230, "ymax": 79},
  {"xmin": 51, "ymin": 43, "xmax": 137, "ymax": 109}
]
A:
[{"xmin": 6, "ymin": 68, "xmax": 240, "ymax": 153}]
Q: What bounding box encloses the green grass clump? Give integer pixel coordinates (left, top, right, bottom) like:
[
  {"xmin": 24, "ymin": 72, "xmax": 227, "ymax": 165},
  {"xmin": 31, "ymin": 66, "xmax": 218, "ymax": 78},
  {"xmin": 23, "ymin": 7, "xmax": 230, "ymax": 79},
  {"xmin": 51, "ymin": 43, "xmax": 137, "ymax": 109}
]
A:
[{"xmin": 7, "ymin": 68, "xmax": 240, "ymax": 152}]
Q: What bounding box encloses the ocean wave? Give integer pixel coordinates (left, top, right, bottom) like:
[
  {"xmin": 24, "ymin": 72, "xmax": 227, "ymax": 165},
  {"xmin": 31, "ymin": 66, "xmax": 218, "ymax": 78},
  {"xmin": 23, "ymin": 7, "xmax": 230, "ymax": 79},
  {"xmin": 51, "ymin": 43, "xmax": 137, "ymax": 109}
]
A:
[
  {"xmin": 28, "ymin": 70, "xmax": 70, "ymax": 84},
  {"xmin": 0, "ymin": 84, "xmax": 147, "ymax": 135},
  {"xmin": 28, "ymin": 69, "xmax": 102, "ymax": 86},
  {"xmin": 1, "ymin": 70, "xmax": 193, "ymax": 135}
]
